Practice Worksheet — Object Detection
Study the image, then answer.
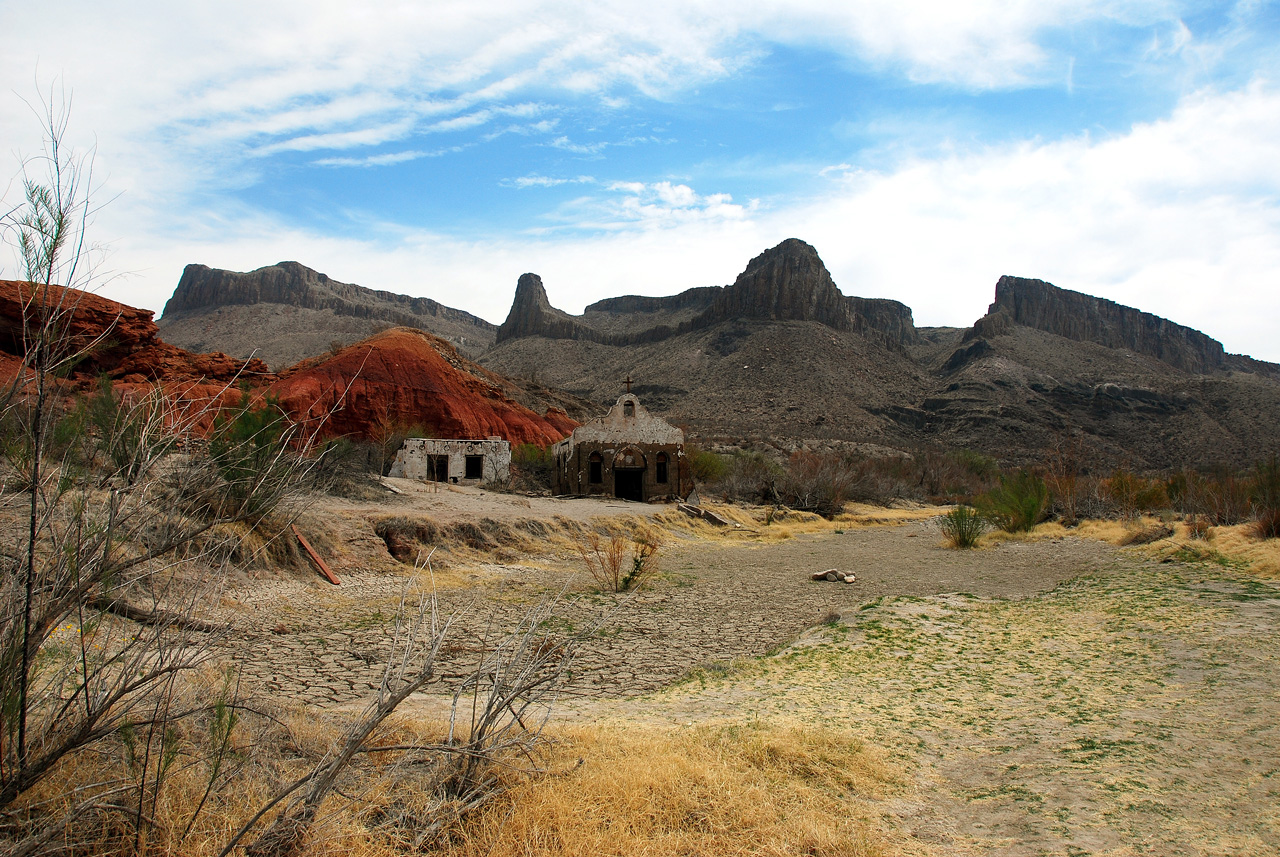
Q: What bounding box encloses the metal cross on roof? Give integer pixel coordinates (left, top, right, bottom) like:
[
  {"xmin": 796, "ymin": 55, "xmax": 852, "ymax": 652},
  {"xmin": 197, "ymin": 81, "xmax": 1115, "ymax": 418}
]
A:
[{"xmin": 624, "ymin": 375, "xmax": 634, "ymax": 393}]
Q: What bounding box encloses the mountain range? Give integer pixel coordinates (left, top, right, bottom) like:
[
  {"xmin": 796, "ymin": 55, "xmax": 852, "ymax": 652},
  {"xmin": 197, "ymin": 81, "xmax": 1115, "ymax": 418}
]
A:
[{"xmin": 156, "ymin": 239, "xmax": 1280, "ymax": 470}]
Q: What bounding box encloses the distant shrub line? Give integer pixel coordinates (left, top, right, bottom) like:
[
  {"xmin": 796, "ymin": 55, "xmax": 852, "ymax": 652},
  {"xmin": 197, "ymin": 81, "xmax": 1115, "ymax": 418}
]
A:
[{"xmin": 688, "ymin": 444, "xmax": 1280, "ymax": 540}]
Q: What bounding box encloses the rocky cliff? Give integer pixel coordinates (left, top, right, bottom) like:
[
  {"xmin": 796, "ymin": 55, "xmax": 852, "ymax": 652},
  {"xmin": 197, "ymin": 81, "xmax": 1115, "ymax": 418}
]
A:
[
  {"xmin": 0, "ymin": 279, "xmax": 273, "ymax": 386},
  {"xmin": 494, "ymin": 238, "xmax": 916, "ymax": 349},
  {"xmin": 986, "ymin": 276, "xmax": 1227, "ymax": 374},
  {"xmin": 159, "ymin": 261, "xmax": 497, "ymax": 367}
]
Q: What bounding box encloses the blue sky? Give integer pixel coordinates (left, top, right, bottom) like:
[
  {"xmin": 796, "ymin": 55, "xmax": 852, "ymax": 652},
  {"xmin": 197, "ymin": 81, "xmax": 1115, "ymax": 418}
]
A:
[{"xmin": 4, "ymin": 1, "xmax": 1280, "ymax": 361}]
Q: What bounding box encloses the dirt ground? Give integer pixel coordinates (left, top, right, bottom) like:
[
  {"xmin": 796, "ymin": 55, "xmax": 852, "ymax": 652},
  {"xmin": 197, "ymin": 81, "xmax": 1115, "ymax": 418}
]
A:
[{"xmin": 215, "ymin": 485, "xmax": 1280, "ymax": 856}]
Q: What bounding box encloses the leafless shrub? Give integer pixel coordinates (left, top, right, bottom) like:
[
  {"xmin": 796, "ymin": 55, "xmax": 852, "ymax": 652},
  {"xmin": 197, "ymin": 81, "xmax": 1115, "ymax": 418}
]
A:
[
  {"xmin": 0, "ymin": 91, "xmax": 322, "ymax": 854},
  {"xmin": 575, "ymin": 532, "xmax": 661, "ymax": 592}
]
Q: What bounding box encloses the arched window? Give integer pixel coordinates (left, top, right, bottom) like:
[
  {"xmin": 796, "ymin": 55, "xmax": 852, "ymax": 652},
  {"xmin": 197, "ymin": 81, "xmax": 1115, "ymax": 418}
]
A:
[
  {"xmin": 588, "ymin": 451, "xmax": 603, "ymax": 484},
  {"xmin": 655, "ymin": 452, "xmax": 668, "ymax": 483},
  {"xmin": 623, "ymin": 400, "xmax": 635, "ymax": 417}
]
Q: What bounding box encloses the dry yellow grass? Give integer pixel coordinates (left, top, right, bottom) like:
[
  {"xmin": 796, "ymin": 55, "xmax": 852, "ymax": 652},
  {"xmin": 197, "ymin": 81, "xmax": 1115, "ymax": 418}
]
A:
[{"xmin": 438, "ymin": 721, "xmax": 903, "ymax": 857}]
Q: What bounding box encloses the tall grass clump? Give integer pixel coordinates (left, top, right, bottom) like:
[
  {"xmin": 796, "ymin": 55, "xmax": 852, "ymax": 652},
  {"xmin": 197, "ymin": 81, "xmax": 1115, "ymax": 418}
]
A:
[
  {"xmin": 978, "ymin": 469, "xmax": 1048, "ymax": 532},
  {"xmin": 940, "ymin": 505, "xmax": 985, "ymax": 548}
]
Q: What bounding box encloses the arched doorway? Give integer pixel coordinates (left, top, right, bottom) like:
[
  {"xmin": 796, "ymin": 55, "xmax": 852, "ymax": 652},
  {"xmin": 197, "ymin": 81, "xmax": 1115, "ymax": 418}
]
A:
[{"xmin": 613, "ymin": 446, "xmax": 647, "ymax": 502}]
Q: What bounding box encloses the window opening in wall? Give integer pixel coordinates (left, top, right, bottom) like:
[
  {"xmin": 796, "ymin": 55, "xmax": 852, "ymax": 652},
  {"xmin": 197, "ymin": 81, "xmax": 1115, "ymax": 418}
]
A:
[
  {"xmin": 589, "ymin": 452, "xmax": 603, "ymax": 484},
  {"xmin": 465, "ymin": 455, "xmax": 484, "ymax": 479},
  {"xmin": 656, "ymin": 452, "xmax": 668, "ymax": 483},
  {"xmin": 623, "ymin": 401, "xmax": 635, "ymax": 417}
]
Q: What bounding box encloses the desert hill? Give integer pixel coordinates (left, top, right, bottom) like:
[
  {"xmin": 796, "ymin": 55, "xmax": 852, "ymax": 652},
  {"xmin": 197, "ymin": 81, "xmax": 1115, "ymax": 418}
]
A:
[
  {"xmin": 1, "ymin": 279, "xmax": 578, "ymax": 448},
  {"xmin": 266, "ymin": 327, "xmax": 578, "ymax": 446},
  {"xmin": 158, "ymin": 261, "xmax": 497, "ymax": 369},
  {"xmin": 482, "ymin": 240, "xmax": 1280, "ymax": 470}
]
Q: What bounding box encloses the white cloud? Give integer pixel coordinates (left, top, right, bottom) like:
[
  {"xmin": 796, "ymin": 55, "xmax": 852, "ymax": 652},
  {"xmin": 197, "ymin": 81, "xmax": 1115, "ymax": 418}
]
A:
[
  {"xmin": 550, "ymin": 180, "xmax": 760, "ymax": 230},
  {"xmin": 506, "ymin": 174, "xmax": 596, "ymax": 188},
  {"xmin": 81, "ymin": 82, "xmax": 1280, "ymax": 365}
]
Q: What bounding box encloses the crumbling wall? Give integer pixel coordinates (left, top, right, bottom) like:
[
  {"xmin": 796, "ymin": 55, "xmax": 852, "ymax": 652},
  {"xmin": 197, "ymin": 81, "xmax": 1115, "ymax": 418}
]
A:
[{"xmin": 389, "ymin": 437, "xmax": 511, "ymax": 483}]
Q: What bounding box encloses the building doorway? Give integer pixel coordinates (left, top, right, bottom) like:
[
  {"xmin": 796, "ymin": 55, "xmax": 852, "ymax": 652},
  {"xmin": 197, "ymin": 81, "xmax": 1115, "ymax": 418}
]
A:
[
  {"xmin": 614, "ymin": 468, "xmax": 644, "ymax": 502},
  {"xmin": 429, "ymin": 455, "xmax": 449, "ymax": 482}
]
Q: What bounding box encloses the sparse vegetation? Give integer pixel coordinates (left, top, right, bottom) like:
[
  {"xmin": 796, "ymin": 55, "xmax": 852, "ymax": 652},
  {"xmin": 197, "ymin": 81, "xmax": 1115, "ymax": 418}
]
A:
[
  {"xmin": 509, "ymin": 442, "xmax": 553, "ymax": 492},
  {"xmin": 978, "ymin": 468, "xmax": 1049, "ymax": 532},
  {"xmin": 1252, "ymin": 454, "xmax": 1280, "ymax": 539},
  {"xmin": 940, "ymin": 504, "xmax": 985, "ymax": 548},
  {"xmin": 575, "ymin": 531, "xmax": 662, "ymax": 592}
]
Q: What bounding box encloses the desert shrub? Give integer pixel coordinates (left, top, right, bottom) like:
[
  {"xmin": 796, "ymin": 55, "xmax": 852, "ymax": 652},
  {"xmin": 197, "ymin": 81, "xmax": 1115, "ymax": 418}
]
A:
[
  {"xmin": 312, "ymin": 437, "xmax": 385, "ymax": 497},
  {"xmin": 687, "ymin": 446, "xmax": 729, "ymax": 484},
  {"xmin": 918, "ymin": 449, "xmax": 999, "ymax": 501},
  {"xmin": 978, "ymin": 469, "xmax": 1048, "ymax": 532},
  {"xmin": 575, "ymin": 531, "xmax": 661, "ymax": 592},
  {"xmin": 208, "ymin": 389, "xmax": 293, "ymax": 518},
  {"xmin": 717, "ymin": 450, "xmax": 783, "ymax": 503},
  {"xmin": 1252, "ymin": 454, "xmax": 1280, "ymax": 539},
  {"xmin": 775, "ymin": 451, "xmax": 858, "ymax": 518},
  {"xmin": 1170, "ymin": 467, "xmax": 1252, "ymax": 525},
  {"xmin": 1103, "ymin": 468, "xmax": 1168, "ymax": 520},
  {"xmin": 940, "ymin": 505, "xmax": 985, "ymax": 548},
  {"xmin": 1187, "ymin": 516, "xmax": 1214, "ymax": 540},
  {"xmin": 510, "ymin": 442, "xmax": 553, "ymax": 491}
]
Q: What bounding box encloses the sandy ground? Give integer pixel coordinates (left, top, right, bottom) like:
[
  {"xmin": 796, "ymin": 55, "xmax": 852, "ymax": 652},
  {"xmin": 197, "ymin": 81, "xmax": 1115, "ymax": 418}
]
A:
[{"xmin": 215, "ymin": 486, "xmax": 1280, "ymax": 856}]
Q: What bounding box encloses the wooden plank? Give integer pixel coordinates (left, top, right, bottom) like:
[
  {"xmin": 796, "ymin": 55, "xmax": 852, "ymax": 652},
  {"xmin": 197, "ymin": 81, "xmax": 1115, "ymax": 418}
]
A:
[{"xmin": 293, "ymin": 524, "xmax": 340, "ymax": 585}]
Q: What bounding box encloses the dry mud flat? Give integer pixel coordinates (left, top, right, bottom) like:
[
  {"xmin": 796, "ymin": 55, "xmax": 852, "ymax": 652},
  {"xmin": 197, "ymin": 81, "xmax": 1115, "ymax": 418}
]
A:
[{"xmin": 219, "ymin": 492, "xmax": 1280, "ymax": 856}]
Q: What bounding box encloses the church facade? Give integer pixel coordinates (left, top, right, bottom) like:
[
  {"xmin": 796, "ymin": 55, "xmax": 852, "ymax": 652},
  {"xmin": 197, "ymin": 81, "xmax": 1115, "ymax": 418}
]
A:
[{"xmin": 552, "ymin": 393, "xmax": 692, "ymax": 502}]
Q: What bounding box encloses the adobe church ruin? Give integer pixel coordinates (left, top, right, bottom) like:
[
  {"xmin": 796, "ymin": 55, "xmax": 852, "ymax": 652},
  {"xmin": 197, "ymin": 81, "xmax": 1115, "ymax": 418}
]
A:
[{"xmin": 552, "ymin": 391, "xmax": 692, "ymax": 502}]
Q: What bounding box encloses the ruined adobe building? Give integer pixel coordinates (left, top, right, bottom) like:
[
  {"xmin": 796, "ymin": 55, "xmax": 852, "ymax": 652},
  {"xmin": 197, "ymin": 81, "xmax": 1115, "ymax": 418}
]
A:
[
  {"xmin": 553, "ymin": 393, "xmax": 692, "ymax": 502},
  {"xmin": 389, "ymin": 437, "xmax": 511, "ymax": 484}
]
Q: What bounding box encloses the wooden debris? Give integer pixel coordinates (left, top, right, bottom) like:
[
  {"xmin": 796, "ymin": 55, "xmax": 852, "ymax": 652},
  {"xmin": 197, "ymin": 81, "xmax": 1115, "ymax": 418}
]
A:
[
  {"xmin": 294, "ymin": 524, "xmax": 341, "ymax": 585},
  {"xmin": 678, "ymin": 503, "xmax": 735, "ymax": 527}
]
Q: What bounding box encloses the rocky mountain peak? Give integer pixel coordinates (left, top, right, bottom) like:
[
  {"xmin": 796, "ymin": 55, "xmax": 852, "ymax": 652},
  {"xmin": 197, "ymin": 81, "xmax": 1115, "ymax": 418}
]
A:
[
  {"xmin": 712, "ymin": 238, "xmax": 843, "ymax": 324},
  {"xmin": 989, "ymin": 275, "xmax": 1226, "ymax": 373},
  {"xmin": 495, "ymin": 273, "xmax": 596, "ymax": 343}
]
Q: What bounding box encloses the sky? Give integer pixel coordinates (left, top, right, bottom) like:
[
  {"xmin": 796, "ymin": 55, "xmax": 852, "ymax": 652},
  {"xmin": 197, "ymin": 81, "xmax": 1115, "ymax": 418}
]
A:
[{"xmin": 3, "ymin": 1, "xmax": 1279, "ymax": 362}]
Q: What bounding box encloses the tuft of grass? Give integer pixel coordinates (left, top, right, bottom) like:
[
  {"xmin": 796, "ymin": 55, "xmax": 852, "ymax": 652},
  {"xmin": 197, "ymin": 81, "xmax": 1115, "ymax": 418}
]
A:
[
  {"xmin": 940, "ymin": 505, "xmax": 985, "ymax": 549},
  {"xmin": 978, "ymin": 469, "xmax": 1048, "ymax": 533}
]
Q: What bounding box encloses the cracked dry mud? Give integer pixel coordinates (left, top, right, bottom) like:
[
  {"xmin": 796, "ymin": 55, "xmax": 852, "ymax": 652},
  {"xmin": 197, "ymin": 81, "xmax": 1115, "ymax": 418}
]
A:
[
  {"xmin": 215, "ymin": 511, "xmax": 1111, "ymax": 709},
  {"xmin": 213, "ymin": 490, "xmax": 1280, "ymax": 856}
]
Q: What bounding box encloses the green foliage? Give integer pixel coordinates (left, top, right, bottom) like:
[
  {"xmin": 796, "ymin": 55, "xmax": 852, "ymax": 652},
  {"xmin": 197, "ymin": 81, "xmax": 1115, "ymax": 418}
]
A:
[
  {"xmin": 978, "ymin": 469, "xmax": 1048, "ymax": 532},
  {"xmin": 1104, "ymin": 469, "xmax": 1168, "ymax": 519},
  {"xmin": 941, "ymin": 505, "xmax": 985, "ymax": 548},
  {"xmin": 950, "ymin": 449, "xmax": 999, "ymax": 481},
  {"xmin": 209, "ymin": 389, "xmax": 290, "ymax": 517},
  {"xmin": 511, "ymin": 442, "xmax": 553, "ymax": 490},
  {"xmin": 688, "ymin": 447, "xmax": 729, "ymax": 484}
]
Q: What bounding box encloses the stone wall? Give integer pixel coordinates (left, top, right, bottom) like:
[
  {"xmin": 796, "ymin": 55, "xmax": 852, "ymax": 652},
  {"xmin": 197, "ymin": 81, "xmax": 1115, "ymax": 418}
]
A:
[{"xmin": 389, "ymin": 437, "xmax": 511, "ymax": 484}]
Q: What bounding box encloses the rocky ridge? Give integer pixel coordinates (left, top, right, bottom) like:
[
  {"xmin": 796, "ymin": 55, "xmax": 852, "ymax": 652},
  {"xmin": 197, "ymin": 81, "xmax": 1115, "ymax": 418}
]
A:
[
  {"xmin": 483, "ymin": 241, "xmax": 1280, "ymax": 470},
  {"xmin": 495, "ymin": 238, "xmax": 916, "ymax": 351},
  {"xmin": 980, "ymin": 275, "xmax": 1232, "ymax": 374},
  {"xmin": 159, "ymin": 261, "xmax": 497, "ymax": 368}
]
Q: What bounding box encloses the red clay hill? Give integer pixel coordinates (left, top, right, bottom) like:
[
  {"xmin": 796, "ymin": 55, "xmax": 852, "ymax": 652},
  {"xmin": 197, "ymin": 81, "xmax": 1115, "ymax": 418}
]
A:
[
  {"xmin": 267, "ymin": 327, "xmax": 577, "ymax": 446},
  {"xmin": 0, "ymin": 280, "xmax": 577, "ymax": 446}
]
